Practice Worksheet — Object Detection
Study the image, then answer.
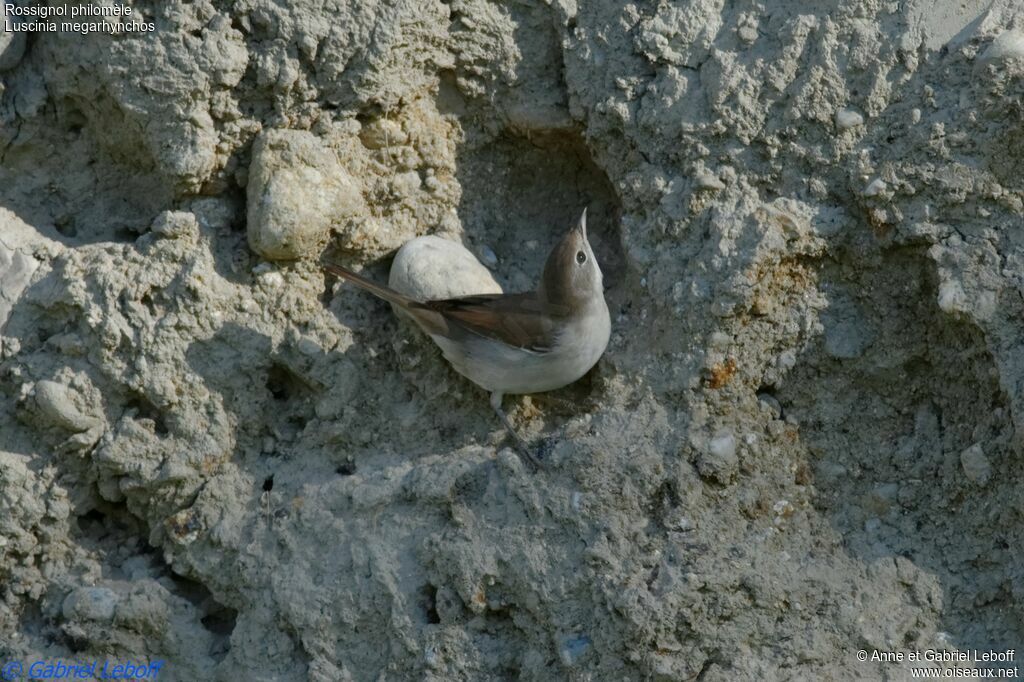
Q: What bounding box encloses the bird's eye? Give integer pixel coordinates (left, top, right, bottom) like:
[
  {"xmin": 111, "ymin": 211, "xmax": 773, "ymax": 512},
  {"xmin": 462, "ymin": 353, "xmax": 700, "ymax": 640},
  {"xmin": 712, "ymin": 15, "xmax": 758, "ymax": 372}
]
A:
[{"xmin": 576, "ymin": 251, "xmax": 587, "ymax": 264}]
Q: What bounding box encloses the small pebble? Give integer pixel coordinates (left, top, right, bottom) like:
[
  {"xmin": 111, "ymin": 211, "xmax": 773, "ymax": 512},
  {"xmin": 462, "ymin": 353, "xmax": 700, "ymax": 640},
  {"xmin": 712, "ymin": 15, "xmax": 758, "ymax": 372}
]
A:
[
  {"xmin": 62, "ymin": 587, "xmax": 118, "ymax": 622},
  {"xmin": 772, "ymin": 499, "xmax": 795, "ymax": 525},
  {"xmin": 559, "ymin": 634, "xmax": 591, "ymax": 666},
  {"xmin": 479, "ymin": 245, "xmax": 498, "ymax": 267},
  {"xmin": 863, "ymin": 178, "xmax": 887, "ymax": 197},
  {"xmin": 695, "ymin": 172, "xmax": 725, "ymax": 190},
  {"xmin": 696, "ymin": 429, "xmax": 738, "ymax": 484},
  {"xmin": 709, "ymin": 430, "xmax": 736, "ymax": 459},
  {"xmin": 708, "ymin": 331, "xmax": 731, "ymax": 348},
  {"xmin": 757, "ymin": 392, "xmax": 782, "ymax": 418},
  {"xmin": 33, "ymin": 381, "xmax": 94, "ymax": 432},
  {"xmin": 150, "ymin": 211, "xmax": 199, "ymax": 238},
  {"xmin": 424, "ymin": 175, "xmax": 442, "ymax": 192},
  {"xmin": 835, "ymin": 108, "xmax": 864, "ymax": 130},
  {"xmin": 960, "ymin": 444, "xmax": 992, "ymax": 485},
  {"xmin": 261, "ymin": 271, "xmax": 284, "ymax": 288},
  {"xmin": 296, "ymin": 336, "xmax": 321, "ymax": 357},
  {"xmin": 937, "ymin": 279, "xmax": 967, "ymax": 314}
]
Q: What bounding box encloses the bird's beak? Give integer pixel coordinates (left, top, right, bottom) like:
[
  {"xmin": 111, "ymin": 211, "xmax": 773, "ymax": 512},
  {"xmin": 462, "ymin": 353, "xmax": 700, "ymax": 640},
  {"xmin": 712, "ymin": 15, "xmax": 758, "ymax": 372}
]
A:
[{"xmin": 576, "ymin": 207, "xmax": 588, "ymax": 240}]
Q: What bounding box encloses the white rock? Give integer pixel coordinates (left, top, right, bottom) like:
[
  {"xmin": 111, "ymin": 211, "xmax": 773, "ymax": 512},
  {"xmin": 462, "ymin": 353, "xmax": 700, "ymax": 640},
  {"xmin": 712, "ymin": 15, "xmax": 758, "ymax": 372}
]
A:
[
  {"xmin": 979, "ymin": 30, "xmax": 1024, "ymax": 63},
  {"xmin": 695, "ymin": 172, "xmax": 725, "ymax": 190},
  {"xmin": 708, "ymin": 331, "xmax": 731, "ymax": 348},
  {"xmin": 247, "ymin": 129, "xmax": 366, "ymax": 260},
  {"xmin": 863, "ymin": 178, "xmax": 887, "ymax": 197},
  {"xmin": 773, "ymin": 499, "xmax": 795, "ymax": 523},
  {"xmin": 33, "ymin": 381, "xmax": 96, "ymax": 432},
  {"xmin": 709, "ymin": 430, "xmax": 737, "ymax": 459},
  {"xmin": 738, "ymin": 25, "xmax": 758, "ymax": 44},
  {"xmin": 960, "ymin": 444, "xmax": 992, "ymax": 485},
  {"xmin": 696, "ymin": 429, "xmax": 739, "ymax": 483},
  {"xmin": 937, "ymin": 279, "xmax": 967, "ymax": 314},
  {"xmin": 150, "ymin": 211, "xmax": 199, "ymax": 239},
  {"xmin": 260, "ymin": 271, "xmax": 284, "ymax": 288},
  {"xmin": 190, "ymin": 197, "xmax": 236, "ymax": 231},
  {"xmin": 835, "ymin": 108, "xmax": 864, "ymax": 130},
  {"xmin": 62, "ymin": 587, "xmax": 119, "ymax": 622},
  {"xmin": 388, "ymin": 235, "xmax": 502, "ymax": 302}
]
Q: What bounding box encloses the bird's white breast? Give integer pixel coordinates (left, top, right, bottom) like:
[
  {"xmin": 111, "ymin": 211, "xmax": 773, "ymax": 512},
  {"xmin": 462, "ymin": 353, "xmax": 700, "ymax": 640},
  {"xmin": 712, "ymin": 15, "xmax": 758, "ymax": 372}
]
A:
[{"xmin": 428, "ymin": 300, "xmax": 611, "ymax": 396}]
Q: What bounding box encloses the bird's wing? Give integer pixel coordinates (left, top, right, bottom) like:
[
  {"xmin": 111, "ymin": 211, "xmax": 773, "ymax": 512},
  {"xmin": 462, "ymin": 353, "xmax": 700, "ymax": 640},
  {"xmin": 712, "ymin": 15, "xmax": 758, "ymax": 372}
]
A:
[{"xmin": 412, "ymin": 293, "xmax": 568, "ymax": 353}]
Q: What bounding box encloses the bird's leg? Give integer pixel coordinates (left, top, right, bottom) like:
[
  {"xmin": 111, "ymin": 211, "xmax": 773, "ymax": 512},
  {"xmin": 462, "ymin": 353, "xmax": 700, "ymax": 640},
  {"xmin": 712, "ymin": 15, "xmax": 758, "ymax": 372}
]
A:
[{"xmin": 490, "ymin": 392, "xmax": 540, "ymax": 469}]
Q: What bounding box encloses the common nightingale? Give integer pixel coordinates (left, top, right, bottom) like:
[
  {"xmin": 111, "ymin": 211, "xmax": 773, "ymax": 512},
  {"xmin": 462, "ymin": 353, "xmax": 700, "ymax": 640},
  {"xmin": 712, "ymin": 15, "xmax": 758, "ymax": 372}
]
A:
[{"xmin": 323, "ymin": 209, "xmax": 610, "ymax": 465}]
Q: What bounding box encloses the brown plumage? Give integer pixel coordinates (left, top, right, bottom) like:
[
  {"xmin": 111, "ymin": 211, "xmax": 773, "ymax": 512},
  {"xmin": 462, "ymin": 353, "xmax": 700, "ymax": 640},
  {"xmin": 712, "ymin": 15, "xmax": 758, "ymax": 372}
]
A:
[{"xmin": 322, "ymin": 209, "xmax": 610, "ymax": 467}]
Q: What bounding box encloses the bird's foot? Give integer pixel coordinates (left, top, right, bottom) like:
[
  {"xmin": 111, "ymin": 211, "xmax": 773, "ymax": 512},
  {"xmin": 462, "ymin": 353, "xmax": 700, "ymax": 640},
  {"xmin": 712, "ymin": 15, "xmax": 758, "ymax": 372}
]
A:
[
  {"xmin": 534, "ymin": 435, "xmax": 557, "ymax": 462},
  {"xmin": 493, "ymin": 392, "xmax": 559, "ymax": 472},
  {"xmin": 505, "ymin": 434, "xmax": 558, "ymax": 472},
  {"xmin": 511, "ymin": 440, "xmax": 541, "ymax": 471}
]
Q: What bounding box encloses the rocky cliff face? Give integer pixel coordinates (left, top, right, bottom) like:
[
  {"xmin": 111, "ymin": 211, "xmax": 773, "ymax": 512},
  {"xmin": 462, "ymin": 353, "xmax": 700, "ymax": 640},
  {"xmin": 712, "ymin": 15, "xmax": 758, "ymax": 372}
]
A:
[{"xmin": 1, "ymin": 1, "xmax": 1022, "ymax": 679}]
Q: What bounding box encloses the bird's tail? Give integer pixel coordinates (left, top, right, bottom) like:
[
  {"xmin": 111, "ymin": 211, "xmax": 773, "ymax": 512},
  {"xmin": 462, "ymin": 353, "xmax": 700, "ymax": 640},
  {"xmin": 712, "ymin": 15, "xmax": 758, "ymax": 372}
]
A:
[{"xmin": 322, "ymin": 261, "xmax": 415, "ymax": 308}]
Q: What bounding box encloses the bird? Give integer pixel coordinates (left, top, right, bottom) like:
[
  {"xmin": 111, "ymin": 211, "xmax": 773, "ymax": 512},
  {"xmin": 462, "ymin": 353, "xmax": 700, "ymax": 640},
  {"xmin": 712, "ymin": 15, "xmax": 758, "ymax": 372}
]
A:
[{"xmin": 322, "ymin": 208, "xmax": 610, "ymax": 466}]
